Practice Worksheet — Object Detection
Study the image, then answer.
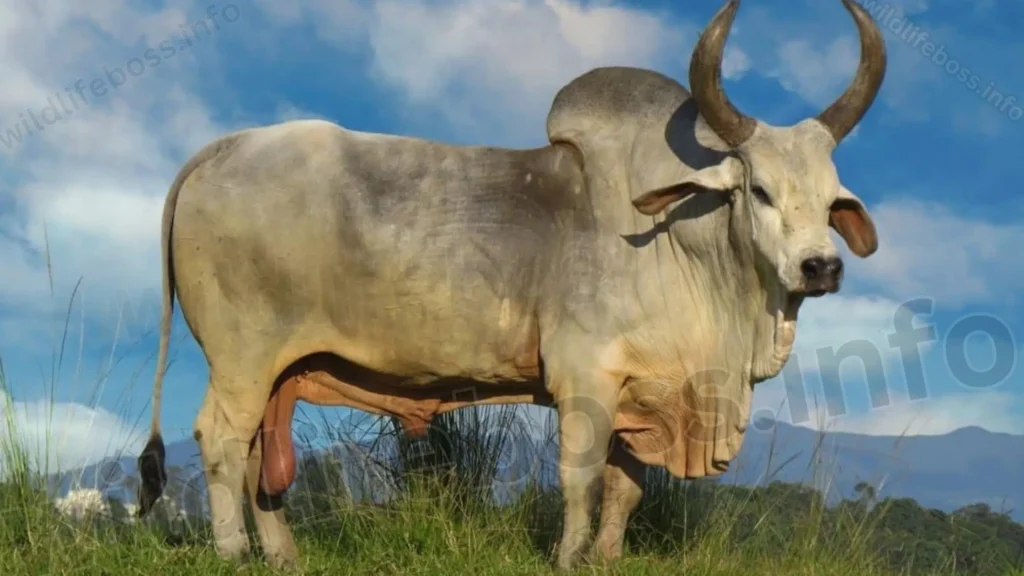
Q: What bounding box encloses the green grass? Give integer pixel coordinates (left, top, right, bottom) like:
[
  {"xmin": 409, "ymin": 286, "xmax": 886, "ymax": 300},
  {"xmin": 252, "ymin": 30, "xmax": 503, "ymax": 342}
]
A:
[
  {"xmin": 0, "ymin": 391, "xmax": 958, "ymax": 576},
  {"xmin": 0, "ymin": 488, "xmax": 895, "ymax": 576}
]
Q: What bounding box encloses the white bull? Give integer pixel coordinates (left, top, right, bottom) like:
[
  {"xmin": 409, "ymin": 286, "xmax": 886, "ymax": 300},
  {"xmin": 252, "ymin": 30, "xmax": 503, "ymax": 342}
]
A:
[{"xmin": 136, "ymin": 0, "xmax": 884, "ymax": 570}]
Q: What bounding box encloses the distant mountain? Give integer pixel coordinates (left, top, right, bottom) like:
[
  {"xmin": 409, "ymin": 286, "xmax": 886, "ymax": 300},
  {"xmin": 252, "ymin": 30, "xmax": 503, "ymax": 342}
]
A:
[
  {"xmin": 50, "ymin": 419, "xmax": 1024, "ymax": 521},
  {"xmin": 721, "ymin": 420, "xmax": 1024, "ymax": 518}
]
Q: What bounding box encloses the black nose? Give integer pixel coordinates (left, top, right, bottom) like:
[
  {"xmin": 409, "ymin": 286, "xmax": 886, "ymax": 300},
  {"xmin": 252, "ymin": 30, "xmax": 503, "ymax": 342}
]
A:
[{"xmin": 800, "ymin": 256, "xmax": 843, "ymax": 282}]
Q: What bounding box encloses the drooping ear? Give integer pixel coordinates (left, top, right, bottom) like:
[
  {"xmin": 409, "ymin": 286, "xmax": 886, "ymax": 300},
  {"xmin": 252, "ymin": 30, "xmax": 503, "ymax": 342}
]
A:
[
  {"xmin": 830, "ymin": 185, "xmax": 877, "ymax": 257},
  {"xmin": 631, "ymin": 157, "xmax": 743, "ymax": 215}
]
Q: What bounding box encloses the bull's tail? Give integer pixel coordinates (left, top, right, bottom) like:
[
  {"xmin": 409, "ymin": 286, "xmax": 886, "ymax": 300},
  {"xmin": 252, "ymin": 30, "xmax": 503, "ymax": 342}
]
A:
[
  {"xmin": 136, "ymin": 133, "xmax": 241, "ymax": 517},
  {"xmin": 135, "ymin": 173, "xmax": 176, "ymax": 516}
]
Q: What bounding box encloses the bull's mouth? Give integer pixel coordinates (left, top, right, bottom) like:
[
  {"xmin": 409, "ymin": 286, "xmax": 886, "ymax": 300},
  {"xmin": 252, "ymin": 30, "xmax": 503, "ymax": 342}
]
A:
[
  {"xmin": 789, "ymin": 286, "xmax": 836, "ymax": 299},
  {"xmin": 784, "ymin": 292, "xmax": 805, "ymax": 317}
]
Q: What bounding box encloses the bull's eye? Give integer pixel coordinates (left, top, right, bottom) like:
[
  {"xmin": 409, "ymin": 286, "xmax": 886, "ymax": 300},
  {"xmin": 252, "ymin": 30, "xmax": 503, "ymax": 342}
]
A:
[{"xmin": 751, "ymin": 186, "xmax": 772, "ymax": 206}]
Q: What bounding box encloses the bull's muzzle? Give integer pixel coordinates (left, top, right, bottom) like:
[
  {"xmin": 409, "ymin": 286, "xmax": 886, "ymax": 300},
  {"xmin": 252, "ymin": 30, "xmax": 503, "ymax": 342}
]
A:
[{"xmin": 799, "ymin": 256, "xmax": 843, "ymax": 295}]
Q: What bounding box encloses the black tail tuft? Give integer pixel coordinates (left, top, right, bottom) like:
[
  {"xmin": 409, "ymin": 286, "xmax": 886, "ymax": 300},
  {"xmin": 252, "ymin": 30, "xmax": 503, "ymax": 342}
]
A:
[{"xmin": 137, "ymin": 433, "xmax": 167, "ymax": 517}]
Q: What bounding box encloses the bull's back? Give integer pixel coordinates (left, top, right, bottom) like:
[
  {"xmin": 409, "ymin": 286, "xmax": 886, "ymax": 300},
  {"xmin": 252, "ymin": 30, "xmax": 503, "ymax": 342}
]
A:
[{"xmin": 171, "ymin": 120, "xmax": 582, "ymax": 382}]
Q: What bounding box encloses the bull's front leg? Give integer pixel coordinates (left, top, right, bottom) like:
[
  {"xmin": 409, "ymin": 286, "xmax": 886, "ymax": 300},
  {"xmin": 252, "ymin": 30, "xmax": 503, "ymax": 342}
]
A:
[
  {"xmin": 591, "ymin": 440, "xmax": 645, "ymax": 563},
  {"xmin": 553, "ymin": 376, "xmax": 618, "ymax": 571}
]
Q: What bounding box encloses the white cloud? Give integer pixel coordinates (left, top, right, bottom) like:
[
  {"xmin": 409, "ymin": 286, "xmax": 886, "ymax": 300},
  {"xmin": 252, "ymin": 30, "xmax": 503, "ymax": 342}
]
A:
[
  {"xmin": 845, "ymin": 199, "xmax": 1024, "ymax": 307},
  {"xmin": 820, "ymin": 389, "xmax": 1019, "ymax": 436},
  {"xmin": 367, "ymin": 0, "xmax": 680, "ymax": 99},
  {"xmin": 0, "ymin": 0, "xmax": 240, "ymax": 343},
  {"xmin": 752, "ymin": 376, "xmax": 1024, "ymax": 437},
  {"xmin": 768, "ymin": 36, "xmax": 860, "ymax": 108},
  {"xmin": 0, "ymin": 390, "xmax": 144, "ymax": 476},
  {"xmin": 817, "ymin": 390, "xmax": 1024, "ymax": 436},
  {"xmin": 789, "ymin": 293, "xmax": 928, "ymax": 376},
  {"xmin": 251, "ymin": 0, "xmax": 369, "ymax": 44},
  {"xmin": 722, "ymin": 45, "xmax": 751, "ymax": 80},
  {"xmin": 263, "ymin": 0, "xmax": 692, "ymax": 144},
  {"xmin": 275, "ymin": 102, "xmax": 332, "ymax": 123}
]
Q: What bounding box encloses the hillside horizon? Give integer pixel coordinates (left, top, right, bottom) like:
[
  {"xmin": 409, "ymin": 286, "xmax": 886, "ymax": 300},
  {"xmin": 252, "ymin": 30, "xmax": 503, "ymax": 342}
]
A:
[{"xmin": 51, "ymin": 415, "xmax": 1024, "ymax": 523}]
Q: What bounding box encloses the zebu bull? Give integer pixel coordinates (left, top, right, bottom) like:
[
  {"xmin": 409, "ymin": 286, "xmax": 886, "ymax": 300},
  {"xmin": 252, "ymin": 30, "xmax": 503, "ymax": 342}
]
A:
[{"xmin": 137, "ymin": 0, "xmax": 885, "ymax": 569}]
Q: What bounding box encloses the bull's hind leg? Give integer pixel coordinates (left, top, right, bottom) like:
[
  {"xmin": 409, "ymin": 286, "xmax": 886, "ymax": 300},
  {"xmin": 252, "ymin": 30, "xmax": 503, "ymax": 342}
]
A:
[
  {"xmin": 194, "ymin": 370, "xmax": 268, "ymax": 562},
  {"xmin": 245, "ymin": 433, "xmax": 299, "ymax": 569}
]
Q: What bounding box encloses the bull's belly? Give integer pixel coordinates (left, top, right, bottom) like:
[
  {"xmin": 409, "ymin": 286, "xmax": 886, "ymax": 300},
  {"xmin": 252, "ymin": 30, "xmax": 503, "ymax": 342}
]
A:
[
  {"xmin": 279, "ymin": 351, "xmax": 551, "ymax": 430},
  {"xmin": 258, "ymin": 350, "xmax": 553, "ymax": 496}
]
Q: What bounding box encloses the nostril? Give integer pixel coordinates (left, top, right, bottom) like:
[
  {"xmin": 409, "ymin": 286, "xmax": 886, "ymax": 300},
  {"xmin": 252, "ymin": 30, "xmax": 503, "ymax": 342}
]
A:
[
  {"xmin": 828, "ymin": 258, "xmax": 843, "ymax": 277},
  {"xmin": 801, "ymin": 257, "xmax": 824, "ymax": 280}
]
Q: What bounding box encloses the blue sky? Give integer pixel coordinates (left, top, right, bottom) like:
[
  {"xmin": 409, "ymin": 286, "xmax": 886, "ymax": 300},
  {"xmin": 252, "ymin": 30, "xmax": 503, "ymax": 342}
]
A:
[{"xmin": 0, "ymin": 0, "xmax": 1022, "ymax": 473}]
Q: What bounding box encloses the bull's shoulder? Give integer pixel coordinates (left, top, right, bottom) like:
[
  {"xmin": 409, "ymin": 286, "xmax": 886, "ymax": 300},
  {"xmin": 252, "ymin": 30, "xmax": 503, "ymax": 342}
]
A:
[{"xmin": 502, "ymin": 144, "xmax": 586, "ymax": 216}]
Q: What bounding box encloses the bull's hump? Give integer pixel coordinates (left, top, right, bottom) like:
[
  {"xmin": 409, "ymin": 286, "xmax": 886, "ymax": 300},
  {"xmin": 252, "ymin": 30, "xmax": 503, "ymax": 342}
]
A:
[{"xmin": 547, "ymin": 66, "xmax": 691, "ymax": 147}]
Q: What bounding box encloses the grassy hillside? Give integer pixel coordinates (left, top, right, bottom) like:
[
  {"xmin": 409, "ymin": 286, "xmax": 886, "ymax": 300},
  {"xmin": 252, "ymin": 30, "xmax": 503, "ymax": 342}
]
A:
[{"xmin": 3, "ymin": 400, "xmax": 1024, "ymax": 575}]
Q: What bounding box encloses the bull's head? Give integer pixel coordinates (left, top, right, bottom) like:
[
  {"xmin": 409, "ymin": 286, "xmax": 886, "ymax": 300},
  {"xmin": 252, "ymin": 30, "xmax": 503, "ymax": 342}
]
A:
[{"xmin": 632, "ymin": 0, "xmax": 883, "ymax": 297}]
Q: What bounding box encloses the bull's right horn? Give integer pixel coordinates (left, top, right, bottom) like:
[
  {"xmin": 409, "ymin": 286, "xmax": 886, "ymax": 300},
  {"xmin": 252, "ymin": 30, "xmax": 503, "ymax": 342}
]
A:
[{"xmin": 689, "ymin": 0, "xmax": 756, "ymax": 148}]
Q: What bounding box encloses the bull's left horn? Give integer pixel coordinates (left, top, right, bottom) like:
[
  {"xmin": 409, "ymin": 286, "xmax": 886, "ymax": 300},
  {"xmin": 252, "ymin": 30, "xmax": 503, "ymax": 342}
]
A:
[{"xmin": 815, "ymin": 0, "xmax": 887, "ymax": 144}]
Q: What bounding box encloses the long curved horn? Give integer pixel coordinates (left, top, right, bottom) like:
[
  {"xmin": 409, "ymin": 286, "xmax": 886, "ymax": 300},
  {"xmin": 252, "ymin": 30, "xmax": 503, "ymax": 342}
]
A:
[
  {"xmin": 815, "ymin": 0, "xmax": 887, "ymax": 143},
  {"xmin": 689, "ymin": 0, "xmax": 756, "ymax": 148}
]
